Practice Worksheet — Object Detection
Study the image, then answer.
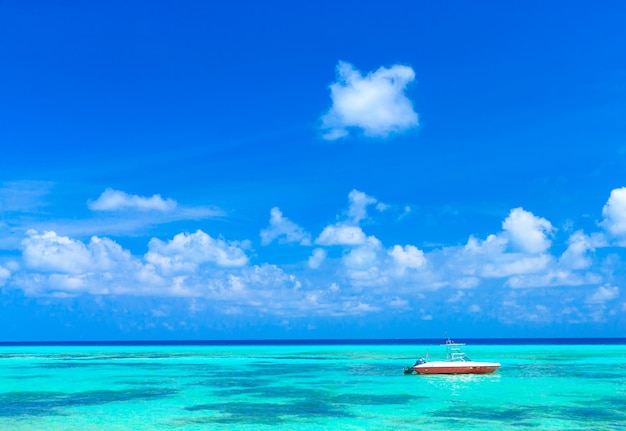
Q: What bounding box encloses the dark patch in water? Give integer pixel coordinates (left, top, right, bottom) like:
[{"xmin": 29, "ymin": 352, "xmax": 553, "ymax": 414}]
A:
[
  {"xmin": 0, "ymin": 387, "xmax": 178, "ymax": 417},
  {"xmin": 183, "ymin": 399, "xmax": 352, "ymax": 424},
  {"xmin": 212, "ymin": 385, "xmax": 327, "ymax": 400},
  {"xmin": 434, "ymin": 404, "xmax": 531, "ymax": 422},
  {"xmin": 332, "ymin": 393, "xmax": 424, "ymax": 405},
  {"xmin": 4, "ymin": 374, "xmax": 50, "ymax": 380},
  {"xmin": 115, "ymin": 379, "xmax": 168, "ymax": 386},
  {"xmin": 181, "ymin": 386, "xmax": 423, "ymax": 426},
  {"xmin": 192, "ymin": 376, "xmax": 274, "ymax": 389},
  {"xmin": 208, "ymin": 380, "xmax": 423, "ymax": 407},
  {"xmin": 553, "ymin": 404, "xmax": 626, "ymax": 423},
  {"xmin": 434, "ymin": 401, "xmax": 626, "ymax": 427}
]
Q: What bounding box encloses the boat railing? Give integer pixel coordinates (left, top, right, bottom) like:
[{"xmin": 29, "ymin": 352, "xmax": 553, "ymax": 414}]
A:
[{"xmin": 442, "ymin": 338, "xmax": 471, "ymax": 362}]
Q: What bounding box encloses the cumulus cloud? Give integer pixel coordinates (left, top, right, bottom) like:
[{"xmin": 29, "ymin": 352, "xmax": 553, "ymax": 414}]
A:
[
  {"xmin": 343, "ymin": 236, "xmax": 383, "ymax": 270},
  {"xmin": 89, "ymin": 189, "xmax": 177, "ymax": 212},
  {"xmin": 22, "ymin": 230, "xmax": 133, "ymax": 275},
  {"xmin": 442, "ymin": 206, "xmax": 595, "ymax": 289},
  {"xmin": 461, "ymin": 233, "xmax": 552, "ymax": 279},
  {"xmin": 321, "ymin": 61, "xmax": 418, "ymax": 140},
  {"xmin": 18, "ymin": 230, "xmax": 151, "ymax": 296},
  {"xmin": 502, "ymin": 207, "xmax": 554, "ymax": 253},
  {"xmin": 341, "ymin": 237, "xmax": 387, "ymax": 286},
  {"xmin": 14, "ymin": 229, "xmax": 311, "ymax": 308},
  {"xmin": 8, "ymin": 185, "xmax": 626, "ymax": 322},
  {"xmin": 389, "ymin": 244, "xmax": 426, "ymax": 272},
  {"xmin": 559, "ymin": 231, "xmax": 605, "ymax": 270},
  {"xmin": 316, "ymin": 225, "xmax": 367, "ymax": 246},
  {"xmin": 146, "ymin": 230, "xmax": 248, "ymax": 274},
  {"xmin": 600, "ymin": 187, "xmax": 626, "ymax": 243},
  {"xmin": 314, "ymin": 190, "xmax": 383, "ymax": 246},
  {"xmin": 260, "ymin": 207, "xmax": 311, "ymax": 245}
]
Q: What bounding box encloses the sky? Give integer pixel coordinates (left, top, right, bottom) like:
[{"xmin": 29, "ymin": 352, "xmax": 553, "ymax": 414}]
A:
[{"xmin": 1, "ymin": 1, "xmax": 626, "ymax": 341}]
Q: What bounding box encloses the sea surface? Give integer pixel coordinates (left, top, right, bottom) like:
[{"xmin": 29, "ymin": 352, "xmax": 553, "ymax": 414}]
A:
[{"xmin": 0, "ymin": 339, "xmax": 625, "ymax": 430}]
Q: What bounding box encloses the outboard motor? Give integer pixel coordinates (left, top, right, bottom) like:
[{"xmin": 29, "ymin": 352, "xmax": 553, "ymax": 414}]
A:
[{"xmin": 404, "ymin": 358, "xmax": 426, "ymax": 374}]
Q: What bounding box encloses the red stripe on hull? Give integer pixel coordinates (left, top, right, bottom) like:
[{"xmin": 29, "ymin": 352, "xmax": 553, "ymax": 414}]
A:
[{"xmin": 414, "ymin": 365, "xmax": 499, "ymax": 375}]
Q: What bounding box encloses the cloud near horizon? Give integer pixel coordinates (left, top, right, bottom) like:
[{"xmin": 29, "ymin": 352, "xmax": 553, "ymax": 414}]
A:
[
  {"xmin": 321, "ymin": 61, "xmax": 419, "ymax": 140},
  {"xmin": 1, "ymin": 188, "xmax": 625, "ymax": 323}
]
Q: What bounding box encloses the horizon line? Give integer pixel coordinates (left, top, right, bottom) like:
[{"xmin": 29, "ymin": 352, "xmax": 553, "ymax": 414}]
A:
[{"xmin": 2, "ymin": 337, "xmax": 626, "ymax": 346}]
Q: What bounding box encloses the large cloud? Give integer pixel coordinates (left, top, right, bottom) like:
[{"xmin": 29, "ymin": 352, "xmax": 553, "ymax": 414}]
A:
[
  {"xmin": 146, "ymin": 230, "xmax": 249, "ymax": 273},
  {"xmin": 437, "ymin": 207, "xmax": 603, "ymax": 290},
  {"xmin": 321, "ymin": 61, "xmax": 418, "ymax": 140},
  {"xmin": 14, "ymin": 229, "xmax": 307, "ymax": 306},
  {"xmin": 22, "ymin": 230, "xmax": 133, "ymax": 275},
  {"xmin": 6, "ymin": 187, "xmax": 626, "ymax": 323}
]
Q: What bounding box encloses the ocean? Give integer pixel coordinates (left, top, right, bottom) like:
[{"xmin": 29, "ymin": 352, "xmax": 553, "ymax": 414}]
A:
[{"xmin": 1, "ymin": 339, "xmax": 624, "ymax": 430}]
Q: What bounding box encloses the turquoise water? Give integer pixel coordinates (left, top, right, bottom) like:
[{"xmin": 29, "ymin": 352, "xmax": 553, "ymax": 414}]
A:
[{"xmin": 1, "ymin": 343, "xmax": 625, "ymax": 430}]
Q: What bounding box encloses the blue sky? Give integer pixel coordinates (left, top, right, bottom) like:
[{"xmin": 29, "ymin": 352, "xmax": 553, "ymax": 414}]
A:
[{"xmin": 1, "ymin": 1, "xmax": 626, "ymax": 340}]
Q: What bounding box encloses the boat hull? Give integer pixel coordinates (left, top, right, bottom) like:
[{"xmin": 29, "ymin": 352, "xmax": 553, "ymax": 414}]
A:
[{"xmin": 413, "ymin": 362, "xmax": 500, "ymax": 375}]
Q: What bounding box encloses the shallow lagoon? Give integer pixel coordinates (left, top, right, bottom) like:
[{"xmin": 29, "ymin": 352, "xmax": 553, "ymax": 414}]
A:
[{"xmin": 1, "ymin": 341, "xmax": 625, "ymax": 430}]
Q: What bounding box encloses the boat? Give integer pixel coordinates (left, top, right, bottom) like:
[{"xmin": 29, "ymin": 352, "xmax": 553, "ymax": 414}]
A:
[{"xmin": 404, "ymin": 338, "xmax": 501, "ymax": 375}]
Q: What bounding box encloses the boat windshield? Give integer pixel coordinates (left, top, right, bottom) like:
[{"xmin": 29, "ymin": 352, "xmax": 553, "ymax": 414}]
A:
[{"xmin": 443, "ymin": 338, "xmax": 472, "ymax": 362}]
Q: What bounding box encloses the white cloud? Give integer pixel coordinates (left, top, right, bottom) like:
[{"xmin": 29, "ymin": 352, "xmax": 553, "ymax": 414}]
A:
[
  {"xmin": 18, "ymin": 230, "xmax": 152, "ymax": 296},
  {"xmin": 21, "ymin": 230, "xmax": 132, "ymax": 275},
  {"xmin": 321, "ymin": 61, "xmax": 418, "ymax": 140},
  {"xmin": 506, "ymin": 271, "xmax": 601, "ymax": 289},
  {"xmin": 14, "ymin": 229, "xmax": 311, "ymax": 306},
  {"xmin": 460, "ymin": 233, "xmax": 552, "ymax": 279},
  {"xmin": 445, "ymin": 208, "xmax": 579, "ymax": 288},
  {"xmin": 8, "ymin": 186, "xmax": 626, "ymax": 323},
  {"xmin": 481, "ymin": 255, "xmax": 553, "ymax": 278},
  {"xmin": 389, "ymin": 244, "xmax": 426, "ymax": 272},
  {"xmin": 343, "ymin": 236, "xmax": 382, "ymax": 270},
  {"xmin": 316, "ymin": 225, "xmax": 367, "ymax": 246},
  {"xmin": 89, "ymin": 189, "xmax": 177, "ymax": 212},
  {"xmin": 600, "ymin": 187, "xmax": 626, "ymax": 242},
  {"xmin": 342, "ymin": 237, "xmax": 389, "ymax": 286},
  {"xmin": 502, "ymin": 207, "xmax": 554, "ymax": 253},
  {"xmin": 308, "ymin": 248, "xmax": 327, "ymax": 269},
  {"xmin": 260, "ymin": 207, "xmax": 311, "ymax": 245},
  {"xmin": 347, "ymin": 189, "xmax": 378, "ymax": 223},
  {"xmin": 145, "ymin": 230, "xmax": 248, "ymax": 274},
  {"xmin": 559, "ymin": 230, "xmax": 605, "ymax": 270},
  {"xmin": 586, "ymin": 284, "xmax": 619, "ymax": 304}
]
